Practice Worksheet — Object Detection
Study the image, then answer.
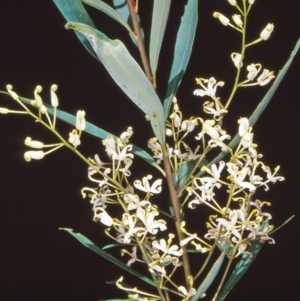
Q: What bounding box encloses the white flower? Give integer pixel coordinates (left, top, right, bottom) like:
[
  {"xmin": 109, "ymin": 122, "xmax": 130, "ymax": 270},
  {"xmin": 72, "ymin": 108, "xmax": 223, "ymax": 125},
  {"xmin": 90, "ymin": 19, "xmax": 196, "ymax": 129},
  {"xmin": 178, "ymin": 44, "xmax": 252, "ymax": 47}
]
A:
[
  {"xmin": 247, "ymin": 63, "xmax": 261, "ymax": 81},
  {"xmin": 257, "ymin": 69, "xmax": 275, "ymax": 86},
  {"xmin": 196, "ymin": 119, "xmax": 219, "ymax": 140},
  {"xmin": 136, "ymin": 208, "xmax": 167, "ymax": 235},
  {"xmin": 238, "ymin": 117, "xmax": 253, "ymax": 148},
  {"xmin": 178, "ymin": 286, "xmax": 196, "ymax": 299},
  {"xmin": 152, "ymin": 239, "xmax": 183, "ymax": 257},
  {"xmin": 120, "ymin": 213, "xmax": 141, "ymax": 243},
  {"xmin": 134, "ymin": 175, "xmax": 162, "ymax": 194},
  {"xmin": 232, "ymin": 14, "xmax": 243, "ymax": 28},
  {"xmin": 103, "ymin": 135, "xmax": 116, "ymax": 157},
  {"xmin": 112, "ymin": 144, "xmax": 134, "ymax": 162},
  {"xmin": 213, "ymin": 12, "xmax": 230, "ymax": 26},
  {"xmin": 119, "ymin": 126, "xmax": 133, "ymax": 143},
  {"xmin": 76, "ymin": 110, "xmax": 86, "ymax": 131},
  {"xmin": 194, "ymin": 77, "xmax": 224, "ymax": 98},
  {"xmin": 203, "ymin": 101, "xmax": 228, "ymax": 120},
  {"xmin": 69, "ymin": 130, "xmax": 81, "ymax": 147},
  {"xmin": 249, "ymin": 0, "xmax": 255, "ymax": 4},
  {"xmin": 123, "ymin": 193, "xmax": 150, "ymax": 210},
  {"xmin": 202, "ymin": 161, "xmax": 226, "ymax": 184},
  {"xmin": 181, "ymin": 118, "xmax": 198, "ymax": 132},
  {"xmin": 263, "ymin": 165, "xmax": 285, "ymax": 183},
  {"xmin": 24, "ymin": 150, "xmax": 44, "ymax": 161},
  {"xmin": 94, "ymin": 208, "xmax": 114, "ymax": 226},
  {"xmin": 260, "ymin": 23, "xmax": 274, "ymax": 41},
  {"xmin": 231, "ymin": 52, "xmax": 243, "ymax": 68},
  {"xmin": 227, "ymin": 162, "xmax": 256, "ymax": 192},
  {"xmin": 170, "ymin": 111, "xmax": 182, "ymax": 128}
]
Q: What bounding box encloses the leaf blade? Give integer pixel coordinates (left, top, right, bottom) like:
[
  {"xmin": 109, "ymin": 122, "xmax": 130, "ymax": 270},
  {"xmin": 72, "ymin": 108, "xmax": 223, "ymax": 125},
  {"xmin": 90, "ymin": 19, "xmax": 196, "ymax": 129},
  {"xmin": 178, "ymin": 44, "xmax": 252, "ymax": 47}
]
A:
[
  {"xmin": 191, "ymin": 252, "xmax": 226, "ymax": 301},
  {"xmin": 149, "ymin": 0, "xmax": 171, "ymax": 86},
  {"xmin": 65, "ymin": 22, "xmax": 165, "ymax": 144},
  {"xmin": 82, "ymin": 0, "xmax": 134, "ymax": 35},
  {"xmin": 215, "ymin": 241, "xmax": 263, "ymax": 301},
  {"xmin": 60, "ymin": 228, "xmax": 158, "ymax": 288},
  {"xmin": 53, "ymin": 0, "xmax": 99, "ymax": 60},
  {"xmin": 163, "ymin": 0, "xmax": 198, "ymax": 119}
]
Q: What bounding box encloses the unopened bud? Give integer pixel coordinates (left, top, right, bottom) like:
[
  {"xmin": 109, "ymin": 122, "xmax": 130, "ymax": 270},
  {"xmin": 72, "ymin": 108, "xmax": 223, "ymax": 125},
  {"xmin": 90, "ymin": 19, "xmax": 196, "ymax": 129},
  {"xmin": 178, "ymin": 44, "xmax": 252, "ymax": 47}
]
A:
[
  {"xmin": 34, "ymin": 85, "xmax": 43, "ymax": 108},
  {"xmin": 6, "ymin": 85, "xmax": 19, "ymax": 100},
  {"xmin": 25, "ymin": 137, "xmax": 44, "ymax": 149},
  {"xmin": 50, "ymin": 84, "xmax": 59, "ymax": 107},
  {"xmin": 24, "ymin": 150, "xmax": 44, "ymax": 161},
  {"xmin": 260, "ymin": 23, "xmax": 274, "ymax": 40},
  {"xmin": 76, "ymin": 110, "xmax": 86, "ymax": 131},
  {"xmin": 228, "ymin": 0, "xmax": 237, "ymax": 5},
  {"xmin": 0, "ymin": 107, "xmax": 9, "ymax": 114},
  {"xmin": 213, "ymin": 12, "xmax": 230, "ymax": 26}
]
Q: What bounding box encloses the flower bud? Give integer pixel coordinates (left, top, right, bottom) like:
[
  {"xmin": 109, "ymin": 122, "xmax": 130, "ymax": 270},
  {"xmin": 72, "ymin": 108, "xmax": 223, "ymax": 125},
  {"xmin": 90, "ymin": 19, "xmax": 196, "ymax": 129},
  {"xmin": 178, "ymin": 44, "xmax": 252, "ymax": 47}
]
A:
[
  {"xmin": 76, "ymin": 110, "xmax": 86, "ymax": 131},
  {"xmin": 228, "ymin": 0, "xmax": 237, "ymax": 6},
  {"xmin": 248, "ymin": 0, "xmax": 255, "ymax": 4},
  {"xmin": 25, "ymin": 137, "xmax": 44, "ymax": 149},
  {"xmin": 260, "ymin": 23, "xmax": 274, "ymax": 40},
  {"xmin": 213, "ymin": 12, "xmax": 230, "ymax": 26},
  {"xmin": 34, "ymin": 85, "xmax": 43, "ymax": 108},
  {"xmin": 0, "ymin": 107, "xmax": 9, "ymax": 114},
  {"xmin": 50, "ymin": 84, "xmax": 59, "ymax": 107},
  {"xmin": 232, "ymin": 14, "xmax": 243, "ymax": 27},
  {"xmin": 24, "ymin": 150, "xmax": 44, "ymax": 162},
  {"xmin": 6, "ymin": 85, "xmax": 19, "ymax": 100},
  {"xmin": 166, "ymin": 128, "xmax": 173, "ymax": 136}
]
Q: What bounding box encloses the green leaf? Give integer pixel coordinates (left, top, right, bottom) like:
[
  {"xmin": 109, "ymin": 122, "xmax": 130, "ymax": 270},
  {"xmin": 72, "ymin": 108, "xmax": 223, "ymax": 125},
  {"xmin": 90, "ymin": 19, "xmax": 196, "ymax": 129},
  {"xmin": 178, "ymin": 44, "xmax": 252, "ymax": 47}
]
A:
[
  {"xmin": 18, "ymin": 96, "xmax": 162, "ymax": 172},
  {"xmin": 215, "ymin": 241, "xmax": 264, "ymax": 301},
  {"xmin": 112, "ymin": 0, "xmax": 145, "ymax": 46},
  {"xmin": 163, "ymin": 0, "xmax": 198, "ymax": 119},
  {"xmin": 191, "ymin": 252, "xmax": 226, "ymax": 301},
  {"xmin": 82, "ymin": 0, "xmax": 134, "ymax": 35},
  {"xmin": 65, "ymin": 22, "xmax": 166, "ymax": 144},
  {"xmin": 102, "ymin": 243, "xmax": 134, "ymax": 250},
  {"xmin": 249, "ymin": 38, "xmax": 300, "ymax": 126},
  {"xmin": 149, "ymin": 0, "xmax": 171, "ymax": 86},
  {"xmin": 270, "ymin": 215, "xmax": 295, "ymax": 235},
  {"xmin": 53, "ymin": 0, "xmax": 99, "ymax": 60},
  {"xmin": 60, "ymin": 228, "xmax": 158, "ymax": 288},
  {"xmin": 195, "ymin": 38, "xmax": 300, "ymax": 178},
  {"xmin": 112, "ymin": 0, "xmax": 130, "ymax": 22}
]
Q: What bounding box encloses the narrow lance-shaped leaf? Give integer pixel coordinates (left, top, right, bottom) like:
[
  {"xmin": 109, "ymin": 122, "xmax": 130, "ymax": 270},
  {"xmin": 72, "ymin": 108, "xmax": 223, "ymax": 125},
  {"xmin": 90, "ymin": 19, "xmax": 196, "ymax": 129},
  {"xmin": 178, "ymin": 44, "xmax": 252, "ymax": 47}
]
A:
[
  {"xmin": 191, "ymin": 252, "xmax": 226, "ymax": 301},
  {"xmin": 59, "ymin": 228, "xmax": 159, "ymax": 288},
  {"xmin": 215, "ymin": 241, "xmax": 263, "ymax": 301},
  {"xmin": 163, "ymin": 0, "xmax": 198, "ymax": 119},
  {"xmin": 65, "ymin": 22, "xmax": 165, "ymax": 144},
  {"xmin": 53, "ymin": 0, "xmax": 99, "ymax": 60},
  {"xmin": 193, "ymin": 38, "xmax": 300, "ymax": 179},
  {"xmin": 82, "ymin": 0, "xmax": 134, "ymax": 36},
  {"xmin": 149, "ymin": 0, "xmax": 171, "ymax": 87},
  {"xmin": 17, "ymin": 95, "xmax": 163, "ymax": 173}
]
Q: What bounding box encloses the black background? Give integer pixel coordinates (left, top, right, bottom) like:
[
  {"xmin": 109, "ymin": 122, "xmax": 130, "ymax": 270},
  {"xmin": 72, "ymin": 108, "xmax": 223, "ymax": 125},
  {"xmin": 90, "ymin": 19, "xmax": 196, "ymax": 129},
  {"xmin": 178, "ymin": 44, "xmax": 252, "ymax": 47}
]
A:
[{"xmin": 0, "ymin": 1, "xmax": 299, "ymax": 301}]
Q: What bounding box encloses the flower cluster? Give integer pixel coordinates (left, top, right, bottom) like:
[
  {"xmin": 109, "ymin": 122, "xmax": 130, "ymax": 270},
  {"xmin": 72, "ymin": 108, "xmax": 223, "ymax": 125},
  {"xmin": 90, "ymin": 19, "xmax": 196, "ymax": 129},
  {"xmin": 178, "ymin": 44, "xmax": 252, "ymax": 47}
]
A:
[
  {"xmin": 82, "ymin": 129, "xmax": 184, "ymax": 281},
  {"xmin": 182, "ymin": 117, "xmax": 284, "ymax": 257}
]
